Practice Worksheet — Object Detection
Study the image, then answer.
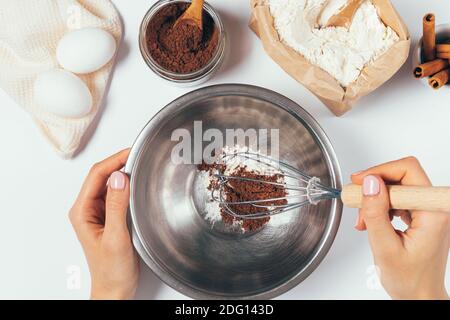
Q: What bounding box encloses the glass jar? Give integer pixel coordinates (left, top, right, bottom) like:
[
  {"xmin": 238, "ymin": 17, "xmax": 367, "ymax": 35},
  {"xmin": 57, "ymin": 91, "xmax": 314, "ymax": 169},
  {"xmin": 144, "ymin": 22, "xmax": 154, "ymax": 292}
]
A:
[{"xmin": 139, "ymin": 0, "xmax": 226, "ymax": 86}]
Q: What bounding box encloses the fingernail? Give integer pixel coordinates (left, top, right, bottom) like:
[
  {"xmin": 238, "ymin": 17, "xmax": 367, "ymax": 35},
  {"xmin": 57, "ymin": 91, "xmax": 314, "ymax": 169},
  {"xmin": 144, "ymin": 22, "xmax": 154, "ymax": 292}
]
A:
[
  {"xmin": 110, "ymin": 171, "xmax": 126, "ymax": 190},
  {"xmin": 363, "ymin": 175, "xmax": 380, "ymax": 196}
]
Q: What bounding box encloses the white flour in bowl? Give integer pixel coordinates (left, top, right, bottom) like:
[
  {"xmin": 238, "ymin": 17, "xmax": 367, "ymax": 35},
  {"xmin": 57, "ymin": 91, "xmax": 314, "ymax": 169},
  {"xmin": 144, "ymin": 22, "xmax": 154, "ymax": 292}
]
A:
[{"xmin": 268, "ymin": 0, "xmax": 399, "ymax": 87}]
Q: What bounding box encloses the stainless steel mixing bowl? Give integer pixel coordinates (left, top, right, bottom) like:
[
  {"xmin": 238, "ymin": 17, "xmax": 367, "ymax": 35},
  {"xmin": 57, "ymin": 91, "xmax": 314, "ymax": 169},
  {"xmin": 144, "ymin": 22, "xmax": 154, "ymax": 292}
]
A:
[{"xmin": 125, "ymin": 84, "xmax": 342, "ymax": 299}]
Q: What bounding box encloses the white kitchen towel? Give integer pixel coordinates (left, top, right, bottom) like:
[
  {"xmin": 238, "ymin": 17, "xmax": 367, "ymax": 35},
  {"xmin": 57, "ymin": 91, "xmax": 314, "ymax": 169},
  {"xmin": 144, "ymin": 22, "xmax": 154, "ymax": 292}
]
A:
[{"xmin": 0, "ymin": 0, "xmax": 122, "ymax": 158}]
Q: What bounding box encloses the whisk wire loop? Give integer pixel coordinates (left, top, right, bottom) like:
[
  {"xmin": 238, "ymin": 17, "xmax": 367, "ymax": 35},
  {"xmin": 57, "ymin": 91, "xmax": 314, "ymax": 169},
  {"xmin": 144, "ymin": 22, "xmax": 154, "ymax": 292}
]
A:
[{"xmin": 211, "ymin": 151, "xmax": 341, "ymax": 219}]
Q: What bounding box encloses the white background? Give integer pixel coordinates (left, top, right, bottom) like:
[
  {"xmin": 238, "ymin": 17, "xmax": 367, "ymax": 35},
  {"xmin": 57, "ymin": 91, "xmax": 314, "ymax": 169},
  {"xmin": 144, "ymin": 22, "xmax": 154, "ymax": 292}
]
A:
[{"xmin": 0, "ymin": 0, "xmax": 449, "ymax": 300}]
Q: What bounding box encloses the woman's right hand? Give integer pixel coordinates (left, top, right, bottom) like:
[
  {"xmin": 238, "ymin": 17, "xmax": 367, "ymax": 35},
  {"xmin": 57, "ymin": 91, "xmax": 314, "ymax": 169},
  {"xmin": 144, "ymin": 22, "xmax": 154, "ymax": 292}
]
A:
[{"xmin": 352, "ymin": 157, "xmax": 450, "ymax": 300}]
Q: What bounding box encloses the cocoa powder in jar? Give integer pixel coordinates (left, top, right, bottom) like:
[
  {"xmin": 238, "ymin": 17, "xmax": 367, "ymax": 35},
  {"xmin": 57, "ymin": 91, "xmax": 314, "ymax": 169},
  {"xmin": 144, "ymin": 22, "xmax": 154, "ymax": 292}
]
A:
[{"xmin": 146, "ymin": 2, "xmax": 219, "ymax": 74}]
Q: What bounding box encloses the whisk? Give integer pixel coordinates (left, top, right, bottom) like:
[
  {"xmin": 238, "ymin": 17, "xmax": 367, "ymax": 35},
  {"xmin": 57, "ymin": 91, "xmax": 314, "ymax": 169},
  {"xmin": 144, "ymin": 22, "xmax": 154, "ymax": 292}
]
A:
[{"xmin": 211, "ymin": 152, "xmax": 450, "ymax": 219}]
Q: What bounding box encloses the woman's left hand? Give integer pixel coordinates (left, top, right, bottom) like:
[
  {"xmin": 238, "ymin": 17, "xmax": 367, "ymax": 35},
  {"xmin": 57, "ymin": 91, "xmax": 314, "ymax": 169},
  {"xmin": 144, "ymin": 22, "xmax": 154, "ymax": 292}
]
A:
[{"xmin": 69, "ymin": 149, "xmax": 139, "ymax": 300}]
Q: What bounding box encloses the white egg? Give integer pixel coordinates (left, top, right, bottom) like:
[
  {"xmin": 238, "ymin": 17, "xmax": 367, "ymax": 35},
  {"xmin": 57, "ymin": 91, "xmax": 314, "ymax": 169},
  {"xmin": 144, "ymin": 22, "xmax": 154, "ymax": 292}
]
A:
[
  {"xmin": 56, "ymin": 27, "xmax": 117, "ymax": 74},
  {"xmin": 34, "ymin": 69, "xmax": 93, "ymax": 118}
]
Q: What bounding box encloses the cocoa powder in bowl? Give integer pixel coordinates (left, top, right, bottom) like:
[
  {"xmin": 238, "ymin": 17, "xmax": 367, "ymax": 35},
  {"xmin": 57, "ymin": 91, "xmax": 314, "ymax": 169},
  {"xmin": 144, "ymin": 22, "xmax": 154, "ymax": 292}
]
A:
[
  {"xmin": 198, "ymin": 163, "xmax": 288, "ymax": 232},
  {"xmin": 146, "ymin": 2, "xmax": 219, "ymax": 74},
  {"xmin": 221, "ymin": 167, "xmax": 288, "ymax": 232}
]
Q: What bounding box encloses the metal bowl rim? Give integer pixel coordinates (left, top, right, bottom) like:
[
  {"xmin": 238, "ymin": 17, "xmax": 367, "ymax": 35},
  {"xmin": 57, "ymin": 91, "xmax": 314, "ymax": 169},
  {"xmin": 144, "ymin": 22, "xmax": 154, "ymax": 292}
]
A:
[{"xmin": 125, "ymin": 84, "xmax": 343, "ymax": 299}]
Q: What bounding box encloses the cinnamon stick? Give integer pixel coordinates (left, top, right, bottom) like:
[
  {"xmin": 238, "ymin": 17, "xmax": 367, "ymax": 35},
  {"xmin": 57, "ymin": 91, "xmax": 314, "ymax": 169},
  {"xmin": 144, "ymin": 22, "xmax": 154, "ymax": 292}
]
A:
[
  {"xmin": 414, "ymin": 59, "xmax": 448, "ymax": 78},
  {"xmin": 428, "ymin": 69, "xmax": 450, "ymax": 90},
  {"xmin": 423, "ymin": 13, "xmax": 436, "ymax": 62},
  {"xmin": 437, "ymin": 52, "xmax": 450, "ymax": 59},
  {"xmin": 436, "ymin": 44, "xmax": 450, "ymax": 53}
]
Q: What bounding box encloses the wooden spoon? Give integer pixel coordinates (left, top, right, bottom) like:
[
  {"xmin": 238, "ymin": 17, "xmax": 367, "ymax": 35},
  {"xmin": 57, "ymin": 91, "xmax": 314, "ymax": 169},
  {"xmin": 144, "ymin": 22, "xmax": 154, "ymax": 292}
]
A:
[
  {"xmin": 320, "ymin": 0, "xmax": 363, "ymax": 28},
  {"xmin": 174, "ymin": 0, "xmax": 205, "ymax": 31}
]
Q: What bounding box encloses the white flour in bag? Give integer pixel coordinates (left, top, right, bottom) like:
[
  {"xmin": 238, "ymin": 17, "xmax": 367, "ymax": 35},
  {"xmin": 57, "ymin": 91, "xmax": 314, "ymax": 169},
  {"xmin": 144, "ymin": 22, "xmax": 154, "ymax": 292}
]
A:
[{"xmin": 268, "ymin": 0, "xmax": 399, "ymax": 87}]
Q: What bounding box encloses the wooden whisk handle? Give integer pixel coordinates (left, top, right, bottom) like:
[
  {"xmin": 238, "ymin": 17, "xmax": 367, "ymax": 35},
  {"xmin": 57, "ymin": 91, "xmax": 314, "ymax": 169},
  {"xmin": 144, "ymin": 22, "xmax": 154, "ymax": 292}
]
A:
[{"xmin": 341, "ymin": 184, "xmax": 450, "ymax": 213}]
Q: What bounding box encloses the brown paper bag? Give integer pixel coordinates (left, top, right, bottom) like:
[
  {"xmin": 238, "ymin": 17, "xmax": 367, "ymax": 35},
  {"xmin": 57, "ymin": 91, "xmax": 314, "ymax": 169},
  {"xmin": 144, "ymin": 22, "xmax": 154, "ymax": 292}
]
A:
[{"xmin": 250, "ymin": 0, "xmax": 410, "ymax": 116}]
